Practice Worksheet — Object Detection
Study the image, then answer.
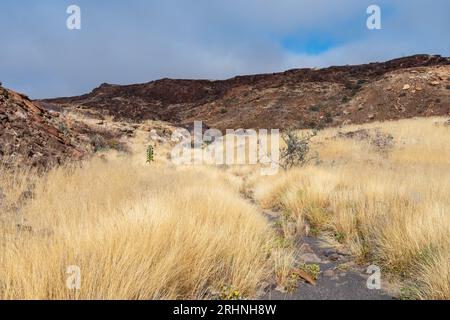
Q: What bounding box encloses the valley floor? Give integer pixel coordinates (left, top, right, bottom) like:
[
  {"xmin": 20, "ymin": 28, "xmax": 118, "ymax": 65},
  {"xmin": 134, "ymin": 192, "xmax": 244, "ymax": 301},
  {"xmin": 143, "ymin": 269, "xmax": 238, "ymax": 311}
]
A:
[{"xmin": 0, "ymin": 117, "xmax": 449, "ymax": 300}]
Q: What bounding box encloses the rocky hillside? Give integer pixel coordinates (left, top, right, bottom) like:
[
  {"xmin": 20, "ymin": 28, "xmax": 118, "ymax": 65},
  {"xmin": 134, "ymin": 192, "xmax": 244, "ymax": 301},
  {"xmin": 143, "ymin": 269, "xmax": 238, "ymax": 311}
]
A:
[
  {"xmin": 42, "ymin": 55, "xmax": 450, "ymax": 131},
  {"xmin": 0, "ymin": 86, "xmax": 85, "ymax": 169}
]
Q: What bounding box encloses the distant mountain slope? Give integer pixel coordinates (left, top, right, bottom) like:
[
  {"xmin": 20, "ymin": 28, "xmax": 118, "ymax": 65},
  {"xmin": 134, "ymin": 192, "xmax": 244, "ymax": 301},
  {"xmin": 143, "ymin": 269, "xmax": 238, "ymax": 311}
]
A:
[
  {"xmin": 41, "ymin": 55, "xmax": 450, "ymax": 130},
  {"xmin": 0, "ymin": 86, "xmax": 84, "ymax": 169}
]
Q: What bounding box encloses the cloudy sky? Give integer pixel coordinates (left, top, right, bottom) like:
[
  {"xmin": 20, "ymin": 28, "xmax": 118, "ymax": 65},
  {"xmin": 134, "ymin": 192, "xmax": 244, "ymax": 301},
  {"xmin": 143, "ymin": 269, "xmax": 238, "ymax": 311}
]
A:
[{"xmin": 1, "ymin": 0, "xmax": 449, "ymax": 98}]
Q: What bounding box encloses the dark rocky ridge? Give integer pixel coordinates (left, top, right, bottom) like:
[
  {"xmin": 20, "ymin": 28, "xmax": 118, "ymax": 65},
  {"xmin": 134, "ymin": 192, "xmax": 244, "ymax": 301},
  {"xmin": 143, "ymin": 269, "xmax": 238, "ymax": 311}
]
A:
[
  {"xmin": 0, "ymin": 86, "xmax": 85, "ymax": 169},
  {"xmin": 40, "ymin": 55, "xmax": 450, "ymax": 131}
]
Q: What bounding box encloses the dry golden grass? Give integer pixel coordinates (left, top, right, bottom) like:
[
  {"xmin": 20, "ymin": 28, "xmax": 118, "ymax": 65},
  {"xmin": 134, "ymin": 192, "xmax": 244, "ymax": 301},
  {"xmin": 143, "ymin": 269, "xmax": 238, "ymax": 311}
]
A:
[
  {"xmin": 1, "ymin": 116, "xmax": 449, "ymax": 300},
  {"xmin": 0, "ymin": 156, "xmax": 274, "ymax": 299},
  {"xmin": 254, "ymin": 117, "xmax": 450, "ymax": 299}
]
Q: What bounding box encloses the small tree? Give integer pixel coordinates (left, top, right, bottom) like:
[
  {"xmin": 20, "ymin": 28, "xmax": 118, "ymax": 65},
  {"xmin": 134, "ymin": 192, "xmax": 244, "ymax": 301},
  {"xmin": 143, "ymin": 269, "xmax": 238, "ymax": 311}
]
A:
[
  {"xmin": 146, "ymin": 145, "xmax": 154, "ymax": 163},
  {"xmin": 280, "ymin": 129, "xmax": 317, "ymax": 169}
]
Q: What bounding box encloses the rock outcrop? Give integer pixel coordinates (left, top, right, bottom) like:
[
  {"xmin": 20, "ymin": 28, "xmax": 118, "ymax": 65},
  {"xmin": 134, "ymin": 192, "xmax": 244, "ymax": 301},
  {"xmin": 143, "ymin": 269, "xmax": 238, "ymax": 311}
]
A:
[
  {"xmin": 0, "ymin": 86, "xmax": 84, "ymax": 169},
  {"xmin": 42, "ymin": 54, "xmax": 450, "ymax": 131}
]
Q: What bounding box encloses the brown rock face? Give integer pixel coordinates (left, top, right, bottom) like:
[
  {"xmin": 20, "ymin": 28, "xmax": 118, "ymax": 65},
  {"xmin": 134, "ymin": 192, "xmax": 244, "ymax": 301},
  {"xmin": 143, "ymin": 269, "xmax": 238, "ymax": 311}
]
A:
[
  {"xmin": 42, "ymin": 55, "xmax": 450, "ymax": 131},
  {"xmin": 0, "ymin": 86, "xmax": 84, "ymax": 169}
]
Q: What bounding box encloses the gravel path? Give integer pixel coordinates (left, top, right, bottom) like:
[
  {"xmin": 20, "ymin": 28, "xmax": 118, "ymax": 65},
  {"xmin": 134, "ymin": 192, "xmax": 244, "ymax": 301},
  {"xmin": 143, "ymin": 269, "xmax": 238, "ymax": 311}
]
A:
[
  {"xmin": 240, "ymin": 178, "xmax": 397, "ymax": 300},
  {"xmin": 264, "ymin": 235, "xmax": 395, "ymax": 300}
]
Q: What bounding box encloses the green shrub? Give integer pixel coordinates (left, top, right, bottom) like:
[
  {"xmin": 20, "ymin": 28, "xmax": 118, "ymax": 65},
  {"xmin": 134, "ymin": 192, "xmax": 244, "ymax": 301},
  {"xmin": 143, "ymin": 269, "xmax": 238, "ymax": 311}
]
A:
[
  {"xmin": 146, "ymin": 145, "xmax": 154, "ymax": 163},
  {"xmin": 299, "ymin": 263, "xmax": 321, "ymax": 280},
  {"xmin": 280, "ymin": 130, "xmax": 317, "ymax": 169}
]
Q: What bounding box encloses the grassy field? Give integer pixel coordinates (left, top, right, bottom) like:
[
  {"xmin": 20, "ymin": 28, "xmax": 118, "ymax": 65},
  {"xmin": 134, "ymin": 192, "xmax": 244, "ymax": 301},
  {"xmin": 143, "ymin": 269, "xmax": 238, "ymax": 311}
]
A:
[
  {"xmin": 0, "ymin": 117, "xmax": 449, "ymax": 299},
  {"xmin": 0, "ymin": 157, "xmax": 276, "ymax": 299},
  {"xmin": 255, "ymin": 117, "xmax": 450, "ymax": 299}
]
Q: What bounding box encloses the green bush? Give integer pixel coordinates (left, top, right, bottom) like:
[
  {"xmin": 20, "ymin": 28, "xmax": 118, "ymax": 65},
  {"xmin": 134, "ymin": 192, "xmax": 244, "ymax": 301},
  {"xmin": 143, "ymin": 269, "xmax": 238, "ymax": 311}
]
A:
[
  {"xmin": 280, "ymin": 130, "xmax": 317, "ymax": 169},
  {"xmin": 146, "ymin": 145, "xmax": 154, "ymax": 163}
]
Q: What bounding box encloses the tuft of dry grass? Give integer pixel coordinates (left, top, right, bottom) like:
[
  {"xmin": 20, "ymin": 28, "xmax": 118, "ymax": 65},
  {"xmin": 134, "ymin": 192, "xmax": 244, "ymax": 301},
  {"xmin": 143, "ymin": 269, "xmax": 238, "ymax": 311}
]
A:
[
  {"xmin": 1, "ymin": 116, "xmax": 449, "ymax": 300},
  {"xmin": 0, "ymin": 157, "xmax": 274, "ymax": 300},
  {"xmin": 254, "ymin": 117, "xmax": 450, "ymax": 299}
]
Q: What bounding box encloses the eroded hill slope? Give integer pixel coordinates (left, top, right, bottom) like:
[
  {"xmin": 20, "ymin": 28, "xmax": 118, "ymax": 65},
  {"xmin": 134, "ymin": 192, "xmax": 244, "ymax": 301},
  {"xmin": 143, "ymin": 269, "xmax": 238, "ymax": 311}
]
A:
[
  {"xmin": 42, "ymin": 55, "xmax": 450, "ymax": 131},
  {"xmin": 0, "ymin": 86, "xmax": 85, "ymax": 169}
]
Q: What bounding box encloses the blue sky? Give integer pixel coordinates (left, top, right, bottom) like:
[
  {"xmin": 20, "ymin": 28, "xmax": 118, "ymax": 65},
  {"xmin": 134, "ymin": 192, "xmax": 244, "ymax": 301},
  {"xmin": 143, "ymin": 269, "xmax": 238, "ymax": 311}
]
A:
[{"xmin": 0, "ymin": 0, "xmax": 449, "ymax": 98}]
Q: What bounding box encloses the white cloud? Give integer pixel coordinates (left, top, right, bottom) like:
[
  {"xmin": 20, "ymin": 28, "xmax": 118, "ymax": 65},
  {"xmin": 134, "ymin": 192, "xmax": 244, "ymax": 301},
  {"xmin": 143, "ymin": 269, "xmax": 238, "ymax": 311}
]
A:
[{"xmin": 0, "ymin": 0, "xmax": 448, "ymax": 98}]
